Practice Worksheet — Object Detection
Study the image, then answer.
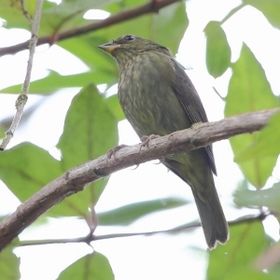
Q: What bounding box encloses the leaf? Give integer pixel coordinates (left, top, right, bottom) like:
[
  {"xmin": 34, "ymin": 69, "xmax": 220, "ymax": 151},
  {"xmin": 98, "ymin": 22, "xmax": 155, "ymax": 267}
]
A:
[
  {"xmin": 204, "ymin": 21, "xmax": 231, "ymax": 77},
  {"xmin": 106, "ymin": 94, "xmax": 125, "ymax": 122},
  {"xmin": 0, "ymin": 70, "xmax": 116, "ymax": 95},
  {"xmin": 98, "ymin": 197, "xmax": 188, "ymax": 225},
  {"xmin": 149, "ymin": 2, "xmax": 188, "ymax": 54},
  {"xmin": 58, "ymin": 36, "xmax": 119, "ymax": 88},
  {"xmin": 0, "ymin": 86, "xmax": 118, "ymax": 217},
  {"xmin": 255, "ymin": 242, "xmax": 280, "ymax": 275},
  {"xmin": 57, "ymin": 84, "xmax": 118, "ymax": 169},
  {"xmin": 0, "ymin": 143, "xmax": 61, "ymax": 200},
  {"xmin": 106, "ymin": 0, "xmax": 147, "ymax": 11},
  {"xmin": 58, "ymin": 251, "xmax": 114, "ymax": 280},
  {"xmin": 234, "ymin": 182, "xmax": 280, "ymax": 215},
  {"xmin": 59, "ymin": 36, "xmax": 118, "ymax": 73},
  {"xmin": 225, "ymin": 44, "xmax": 280, "ymax": 188},
  {"xmin": 96, "ymin": 2, "xmax": 188, "ymax": 54},
  {"xmin": 236, "ymin": 113, "xmax": 280, "ymax": 161},
  {"xmin": 52, "ymin": 84, "xmax": 118, "ymax": 215},
  {"xmin": 244, "ymin": 0, "xmax": 280, "ymax": 28},
  {"xmin": 0, "ymin": 0, "xmax": 113, "ymax": 35},
  {"xmin": 27, "ymin": 0, "xmax": 37, "ymax": 15},
  {"xmin": 0, "ymin": 0, "xmax": 30, "ymax": 29},
  {"xmin": 1, "ymin": 2, "xmax": 187, "ymax": 94},
  {"xmin": 207, "ymin": 222, "xmax": 271, "ymax": 280},
  {"xmin": 0, "ymin": 243, "xmax": 20, "ymax": 279}
]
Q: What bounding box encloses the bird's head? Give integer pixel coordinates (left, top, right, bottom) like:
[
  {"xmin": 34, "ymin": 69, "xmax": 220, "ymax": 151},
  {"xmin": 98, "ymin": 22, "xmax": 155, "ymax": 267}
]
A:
[{"xmin": 99, "ymin": 35, "xmax": 170, "ymax": 66}]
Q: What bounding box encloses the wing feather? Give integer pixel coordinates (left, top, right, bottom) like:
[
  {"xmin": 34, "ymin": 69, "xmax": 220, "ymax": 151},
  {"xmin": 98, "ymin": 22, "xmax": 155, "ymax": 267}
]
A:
[{"xmin": 170, "ymin": 60, "xmax": 217, "ymax": 175}]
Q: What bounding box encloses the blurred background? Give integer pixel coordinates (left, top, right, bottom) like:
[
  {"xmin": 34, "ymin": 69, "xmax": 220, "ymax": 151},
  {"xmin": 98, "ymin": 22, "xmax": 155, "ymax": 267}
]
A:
[{"xmin": 0, "ymin": 0, "xmax": 280, "ymax": 279}]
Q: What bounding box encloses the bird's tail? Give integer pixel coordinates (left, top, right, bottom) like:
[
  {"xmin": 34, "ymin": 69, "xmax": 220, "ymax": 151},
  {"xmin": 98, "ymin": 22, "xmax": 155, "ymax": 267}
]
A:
[
  {"xmin": 191, "ymin": 185, "xmax": 228, "ymax": 249},
  {"xmin": 163, "ymin": 155, "xmax": 228, "ymax": 248}
]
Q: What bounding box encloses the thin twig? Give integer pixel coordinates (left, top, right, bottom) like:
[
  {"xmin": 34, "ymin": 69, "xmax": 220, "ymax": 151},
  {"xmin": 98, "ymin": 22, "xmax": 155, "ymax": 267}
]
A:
[
  {"xmin": 0, "ymin": 0, "xmax": 44, "ymax": 150},
  {"xmin": 0, "ymin": 108, "xmax": 278, "ymax": 250},
  {"xmin": 212, "ymin": 86, "xmax": 226, "ymax": 102},
  {"xmin": 17, "ymin": 212, "xmax": 269, "ymax": 247},
  {"xmin": 0, "ymin": 0, "xmax": 181, "ymax": 56},
  {"xmin": 220, "ymin": 3, "xmax": 247, "ymax": 25}
]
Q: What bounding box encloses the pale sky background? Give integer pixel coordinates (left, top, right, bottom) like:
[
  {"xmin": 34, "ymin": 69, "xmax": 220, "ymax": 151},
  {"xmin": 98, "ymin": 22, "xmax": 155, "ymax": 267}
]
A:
[{"xmin": 0, "ymin": 0, "xmax": 280, "ymax": 279}]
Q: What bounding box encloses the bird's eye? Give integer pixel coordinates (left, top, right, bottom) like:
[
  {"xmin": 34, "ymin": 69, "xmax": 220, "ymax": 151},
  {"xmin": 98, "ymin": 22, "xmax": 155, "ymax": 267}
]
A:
[{"xmin": 124, "ymin": 35, "xmax": 135, "ymax": 42}]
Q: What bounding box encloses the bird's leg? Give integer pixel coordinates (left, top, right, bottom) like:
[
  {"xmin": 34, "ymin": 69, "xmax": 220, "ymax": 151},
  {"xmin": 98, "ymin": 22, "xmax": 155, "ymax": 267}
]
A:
[
  {"xmin": 191, "ymin": 122, "xmax": 203, "ymax": 129},
  {"xmin": 139, "ymin": 134, "xmax": 159, "ymax": 151},
  {"xmin": 106, "ymin": 144, "xmax": 128, "ymax": 161},
  {"xmin": 190, "ymin": 122, "xmax": 205, "ymax": 142}
]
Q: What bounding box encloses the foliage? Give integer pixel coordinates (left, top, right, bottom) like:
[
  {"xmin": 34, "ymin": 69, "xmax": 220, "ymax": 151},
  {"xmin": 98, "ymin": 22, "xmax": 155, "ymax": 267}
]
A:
[
  {"xmin": 0, "ymin": 0, "xmax": 279, "ymax": 279},
  {"xmin": 58, "ymin": 251, "xmax": 114, "ymax": 280}
]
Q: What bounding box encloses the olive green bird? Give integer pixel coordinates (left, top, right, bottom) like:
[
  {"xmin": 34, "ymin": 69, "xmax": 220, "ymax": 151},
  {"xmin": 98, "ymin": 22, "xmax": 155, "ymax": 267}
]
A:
[{"xmin": 99, "ymin": 35, "xmax": 228, "ymax": 248}]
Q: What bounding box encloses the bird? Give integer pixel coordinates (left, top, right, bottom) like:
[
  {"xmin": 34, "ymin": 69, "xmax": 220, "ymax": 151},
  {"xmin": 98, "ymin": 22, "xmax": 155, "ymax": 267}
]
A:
[{"xmin": 99, "ymin": 34, "xmax": 228, "ymax": 249}]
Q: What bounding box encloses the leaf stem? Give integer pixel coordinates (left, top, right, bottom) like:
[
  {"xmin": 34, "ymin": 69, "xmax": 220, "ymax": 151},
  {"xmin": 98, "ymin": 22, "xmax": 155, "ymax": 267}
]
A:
[{"xmin": 220, "ymin": 3, "xmax": 247, "ymax": 25}]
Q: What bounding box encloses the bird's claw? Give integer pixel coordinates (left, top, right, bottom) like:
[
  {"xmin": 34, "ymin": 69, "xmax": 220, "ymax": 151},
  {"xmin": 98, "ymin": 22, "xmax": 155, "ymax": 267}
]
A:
[
  {"xmin": 139, "ymin": 134, "xmax": 159, "ymax": 151},
  {"xmin": 107, "ymin": 144, "xmax": 127, "ymax": 161},
  {"xmin": 191, "ymin": 122, "xmax": 203, "ymax": 129}
]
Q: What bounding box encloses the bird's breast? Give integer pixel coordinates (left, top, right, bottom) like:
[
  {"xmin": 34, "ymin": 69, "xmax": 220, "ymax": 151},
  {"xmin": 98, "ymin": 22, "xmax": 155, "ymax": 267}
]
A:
[{"xmin": 118, "ymin": 53, "xmax": 189, "ymax": 137}]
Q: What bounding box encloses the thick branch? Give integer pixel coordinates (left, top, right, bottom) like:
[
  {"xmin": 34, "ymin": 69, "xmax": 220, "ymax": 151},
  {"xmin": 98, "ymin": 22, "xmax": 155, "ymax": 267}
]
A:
[
  {"xmin": 0, "ymin": 0, "xmax": 181, "ymax": 56},
  {"xmin": 0, "ymin": 109, "xmax": 278, "ymax": 250}
]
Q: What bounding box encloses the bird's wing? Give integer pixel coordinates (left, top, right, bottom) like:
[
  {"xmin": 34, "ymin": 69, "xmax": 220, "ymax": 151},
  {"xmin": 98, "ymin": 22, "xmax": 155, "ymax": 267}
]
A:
[{"xmin": 170, "ymin": 60, "xmax": 217, "ymax": 175}]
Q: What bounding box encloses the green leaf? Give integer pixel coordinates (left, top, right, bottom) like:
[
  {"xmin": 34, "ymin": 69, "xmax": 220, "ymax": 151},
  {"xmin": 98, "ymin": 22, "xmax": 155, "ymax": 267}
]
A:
[
  {"xmin": 96, "ymin": 2, "xmax": 188, "ymax": 54},
  {"xmin": 204, "ymin": 21, "xmax": 231, "ymax": 77},
  {"xmin": 52, "ymin": 84, "xmax": 118, "ymax": 215},
  {"xmin": 105, "ymin": 0, "xmax": 147, "ymax": 11},
  {"xmin": 234, "ymin": 182, "xmax": 280, "ymax": 214},
  {"xmin": 0, "ymin": 243, "xmax": 20, "ymax": 279},
  {"xmin": 270, "ymin": 260, "xmax": 280, "ymax": 279},
  {"xmin": 98, "ymin": 197, "xmax": 188, "ymax": 225},
  {"xmin": 236, "ymin": 113, "xmax": 280, "ymax": 161},
  {"xmin": 149, "ymin": 2, "xmax": 188, "ymax": 54},
  {"xmin": 58, "ymin": 251, "xmax": 114, "ymax": 280},
  {"xmin": 0, "ymin": 143, "xmax": 61, "ymax": 200},
  {"xmin": 57, "ymin": 84, "xmax": 118, "ymax": 169},
  {"xmin": 0, "ymin": 0, "xmax": 30, "ymax": 29},
  {"xmin": 24, "ymin": 0, "xmax": 36, "ymax": 16},
  {"xmin": 0, "ymin": 70, "xmax": 116, "ymax": 95},
  {"xmin": 225, "ymin": 44, "xmax": 280, "ymax": 188},
  {"xmin": 244, "ymin": 0, "xmax": 280, "ymax": 28},
  {"xmin": 0, "ymin": 0, "xmax": 113, "ymax": 35},
  {"xmin": 59, "ymin": 36, "xmax": 118, "ymax": 75},
  {"xmin": 106, "ymin": 94, "xmax": 125, "ymax": 122},
  {"xmin": 1, "ymin": 2, "xmax": 186, "ymax": 94},
  {"xmin": 207, "ymin": 222, "xmax": 271, "ymax": 280}
]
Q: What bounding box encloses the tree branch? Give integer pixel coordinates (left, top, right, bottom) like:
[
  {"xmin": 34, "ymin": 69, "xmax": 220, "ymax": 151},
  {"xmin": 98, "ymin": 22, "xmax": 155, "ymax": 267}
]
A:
[
  {"xmin": 0, "ymin": 0, "xmax": 181, "ymax": 57},
  {"xmin": 17, "ymin": 212, "xmax": 269, "ymax": 247},
  {"xmin": 0, "ymin": 0, "xmax": 44, "ymax": 150},
  {"xmin": 0, "ymin": 108, "xmax": 278, "ymax": 250}
]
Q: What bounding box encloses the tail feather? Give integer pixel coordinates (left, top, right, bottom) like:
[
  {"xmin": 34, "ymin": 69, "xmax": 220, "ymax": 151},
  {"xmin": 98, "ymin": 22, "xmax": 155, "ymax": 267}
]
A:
[
  {"xmin": 163, "ymin": 154, "xmax": 228, "ymax": 249},
  {"xmin": 192, "ymin": 186, "xmax": 228, "ymax": 249}
]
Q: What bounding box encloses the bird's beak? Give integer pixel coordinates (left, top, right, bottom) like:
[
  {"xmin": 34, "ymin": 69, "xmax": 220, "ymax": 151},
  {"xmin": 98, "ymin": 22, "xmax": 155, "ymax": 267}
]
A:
[{"xmin": 98, "ymin": 42, "xmax": 121, "ymax": 54}]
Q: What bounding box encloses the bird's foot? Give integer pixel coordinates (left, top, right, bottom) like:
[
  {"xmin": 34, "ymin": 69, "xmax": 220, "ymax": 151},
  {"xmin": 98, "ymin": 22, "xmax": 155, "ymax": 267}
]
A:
[
  {"xmin": 107, "ymin": 144, "xmax": 128, "ymax": 161},
  {"xmin": 191, "ymin": 122, "xmax": 203, "ymax": 129},
  {"xmin": 139, "ymin": 134, "xmax": 159, "ymax": 151}
]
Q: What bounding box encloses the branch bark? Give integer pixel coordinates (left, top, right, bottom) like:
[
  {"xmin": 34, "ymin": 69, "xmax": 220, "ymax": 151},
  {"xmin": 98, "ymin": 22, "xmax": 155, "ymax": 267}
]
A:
[
  {"xmin": 0, "ymin": 108, "xmax": 278, "ymax": 250},
  {"xmin": 0, "ymin": 0, "xmax": 181, "ymax": 56}
]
